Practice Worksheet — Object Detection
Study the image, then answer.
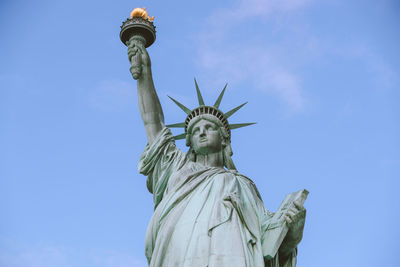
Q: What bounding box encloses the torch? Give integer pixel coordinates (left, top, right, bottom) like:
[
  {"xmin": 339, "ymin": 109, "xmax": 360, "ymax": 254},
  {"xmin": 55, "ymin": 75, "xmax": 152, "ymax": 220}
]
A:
[{"xmin": 120, "ymin": 8, "xmax": 156, "ymax": 79}]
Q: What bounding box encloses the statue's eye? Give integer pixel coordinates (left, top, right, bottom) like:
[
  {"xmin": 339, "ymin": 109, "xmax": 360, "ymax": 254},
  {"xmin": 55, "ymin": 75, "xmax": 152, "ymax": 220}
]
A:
[{"xmin": 206, "ymin": 124, "xmax": 216, "ymax": 131}]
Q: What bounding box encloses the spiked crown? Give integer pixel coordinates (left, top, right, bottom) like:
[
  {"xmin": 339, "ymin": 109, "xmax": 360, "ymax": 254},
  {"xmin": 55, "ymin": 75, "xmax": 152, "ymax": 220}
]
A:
[{"xmin": 167, "ymin": 79, "xmax": 255, "ymax": 141}]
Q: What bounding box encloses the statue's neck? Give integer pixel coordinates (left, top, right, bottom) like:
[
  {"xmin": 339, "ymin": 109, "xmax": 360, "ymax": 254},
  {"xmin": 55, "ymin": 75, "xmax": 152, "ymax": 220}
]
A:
[{"xmin": 196, "ymin": 151, "xmax": 224, "ymax": 168}]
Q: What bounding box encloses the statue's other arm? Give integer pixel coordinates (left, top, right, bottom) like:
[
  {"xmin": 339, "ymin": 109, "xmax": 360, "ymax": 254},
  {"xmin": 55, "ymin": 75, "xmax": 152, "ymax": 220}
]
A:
[
  {"xmin": 127, "ymin": 38, "xmax": 165, "ymax": 144},
  {"xmin": 279, "ymin": 201, "xmax": 306, "ymax": 260}
]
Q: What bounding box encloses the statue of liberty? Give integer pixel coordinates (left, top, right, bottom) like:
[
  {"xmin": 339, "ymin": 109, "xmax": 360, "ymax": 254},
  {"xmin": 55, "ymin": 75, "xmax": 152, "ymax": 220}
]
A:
[{"xmin": 122, "ymin": 9, "xmax": 307, "ymax": 267}]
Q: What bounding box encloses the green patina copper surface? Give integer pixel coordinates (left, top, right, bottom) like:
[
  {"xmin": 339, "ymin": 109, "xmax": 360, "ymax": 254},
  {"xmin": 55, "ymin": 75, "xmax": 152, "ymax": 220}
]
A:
[{"xmin": 121, "ymin": 10, "xmax": 307, "ymax": 267}]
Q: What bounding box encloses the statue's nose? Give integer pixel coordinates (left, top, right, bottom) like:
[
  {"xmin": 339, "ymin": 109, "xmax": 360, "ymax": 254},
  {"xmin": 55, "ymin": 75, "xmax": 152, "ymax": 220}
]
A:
[{"xmin": 199, "ymin": 127, "xmax": 206, "ymax": 136}]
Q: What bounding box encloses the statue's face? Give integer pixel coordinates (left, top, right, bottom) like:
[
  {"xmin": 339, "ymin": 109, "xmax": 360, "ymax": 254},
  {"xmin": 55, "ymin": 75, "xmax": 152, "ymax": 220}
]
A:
[{"xmin": 190, "ymin": 119, "xmax": 222, "ymax": 155}]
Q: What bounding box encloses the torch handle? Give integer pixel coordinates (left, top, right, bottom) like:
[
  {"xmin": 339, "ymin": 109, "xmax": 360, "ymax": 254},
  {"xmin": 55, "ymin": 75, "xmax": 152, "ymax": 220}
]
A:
[{"xmin": 128, "ymin": 35, "xmax": 146, "ymax": 80}]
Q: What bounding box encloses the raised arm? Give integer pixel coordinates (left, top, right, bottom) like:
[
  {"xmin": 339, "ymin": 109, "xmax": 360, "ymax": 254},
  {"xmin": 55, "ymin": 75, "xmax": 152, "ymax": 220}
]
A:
[{"xmin": 127, "ymin": 38, "xmax": 165, "ymax": 144}]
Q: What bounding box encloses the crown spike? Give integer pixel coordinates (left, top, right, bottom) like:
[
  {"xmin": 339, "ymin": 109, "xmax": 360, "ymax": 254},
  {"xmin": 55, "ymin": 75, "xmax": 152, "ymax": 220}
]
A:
[
  {"xmin": 173, "ymin": 133, "xmax": 186, "ymax": 140},
  {"xmin": 168, "ymin": 95, "xmax": 191, "ymax": 114},
  {"xmin": 166, "ymin": 122, "xmax": 186, "ymax": 128},
  {"xmin": 229, "ymin": 122, "xmax": 256, "ymax": 130},
  {"xmin": 194, "ymin": 78, "xmax": 205, "ymax": 106},
  {"xmin": 224, "ymin": 102, "xmax": 248, "ymax": 118},
  {"xmin": 214, "ymin": 83, "xmax": 227, "ymax": 108}
]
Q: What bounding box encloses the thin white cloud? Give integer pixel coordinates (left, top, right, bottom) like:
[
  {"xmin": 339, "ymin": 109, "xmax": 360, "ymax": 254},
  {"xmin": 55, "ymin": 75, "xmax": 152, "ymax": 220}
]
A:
[
  {"xmin": 0, "ymin": 244, "xmax": 69, "ymax": 267},
  {"xmin": 195, "ymin": 0, "xmax": 311, "ymax": 111},
  {"xmin": 89, "ymin": 80, "xmax": 135, "ymax": 112},
  {"xmin": 0, "ymin": 241, "xmax": 147, "ymax": 267},
  {"xmin": 334, "ymin": 42, "xmax": 395, "ymax": 88},
  {"xmin": 90, "ymin": 249, "xmax": 147, "ymax": 267}
]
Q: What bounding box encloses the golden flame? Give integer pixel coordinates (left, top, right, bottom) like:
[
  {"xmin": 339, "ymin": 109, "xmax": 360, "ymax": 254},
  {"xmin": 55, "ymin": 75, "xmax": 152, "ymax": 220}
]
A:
[{"xmin": 130, "ymin": 7, "xmax": 154, "ymax": 22}]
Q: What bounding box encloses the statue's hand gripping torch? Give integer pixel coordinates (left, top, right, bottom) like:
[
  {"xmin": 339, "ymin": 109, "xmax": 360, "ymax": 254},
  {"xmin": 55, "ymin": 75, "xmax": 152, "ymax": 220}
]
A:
[{"xmin": 120, "ymin": 8, "xmax": 156, "ymax": 80}]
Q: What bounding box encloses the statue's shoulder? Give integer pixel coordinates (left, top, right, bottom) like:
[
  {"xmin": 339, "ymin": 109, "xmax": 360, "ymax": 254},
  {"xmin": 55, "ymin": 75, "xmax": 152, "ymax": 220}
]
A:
[
  {"xmin": 225, "ymin": 169, "xmax": 263, "ymax": 201},
  {"xmin": 225, "ymin": 169, "xmax": 254, "ymax": 183}
]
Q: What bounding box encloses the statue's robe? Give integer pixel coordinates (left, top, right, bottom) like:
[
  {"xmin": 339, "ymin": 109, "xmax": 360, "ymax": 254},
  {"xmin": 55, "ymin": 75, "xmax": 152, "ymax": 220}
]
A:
[{"xmin": 139, "ymin": 127, "xmax": 297, "ymax": 267}]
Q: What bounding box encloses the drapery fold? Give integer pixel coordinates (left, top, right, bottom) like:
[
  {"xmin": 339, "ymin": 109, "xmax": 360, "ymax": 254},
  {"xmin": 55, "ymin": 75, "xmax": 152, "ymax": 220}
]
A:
[{"xmin": 138, "ymin": 127, "xmax": 297, "ymax": 267}]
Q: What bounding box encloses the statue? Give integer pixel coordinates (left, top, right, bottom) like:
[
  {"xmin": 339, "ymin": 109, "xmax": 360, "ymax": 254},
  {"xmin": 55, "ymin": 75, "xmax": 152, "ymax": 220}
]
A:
[{"xmin": 120, "ymin": 8, "xmax": 307, "ymax": 267}]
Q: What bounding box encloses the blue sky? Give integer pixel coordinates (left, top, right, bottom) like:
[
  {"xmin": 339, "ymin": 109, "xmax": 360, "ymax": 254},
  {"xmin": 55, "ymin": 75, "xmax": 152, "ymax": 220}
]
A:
[{"xmin": 0, "ymin": 0, "xmax": 399, "ymax": 266}]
